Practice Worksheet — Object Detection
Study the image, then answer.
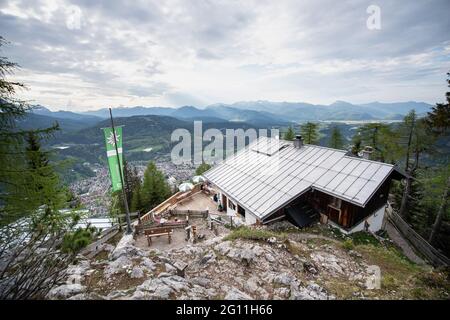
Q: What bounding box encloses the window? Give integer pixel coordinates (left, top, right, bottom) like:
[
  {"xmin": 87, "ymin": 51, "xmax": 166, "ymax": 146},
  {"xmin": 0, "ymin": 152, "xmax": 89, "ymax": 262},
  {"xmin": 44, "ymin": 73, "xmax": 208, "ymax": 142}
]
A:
[
  {"xmin": 331, "ymin": 197, "xmax": 342, "ymax": 209},
  {"xmin": 229, "ymin": 201, "xmax": 236, "ymax": 211},
  {"xmin": 238, "ymin": 205, "xmax": 246, "ymax": 217}
]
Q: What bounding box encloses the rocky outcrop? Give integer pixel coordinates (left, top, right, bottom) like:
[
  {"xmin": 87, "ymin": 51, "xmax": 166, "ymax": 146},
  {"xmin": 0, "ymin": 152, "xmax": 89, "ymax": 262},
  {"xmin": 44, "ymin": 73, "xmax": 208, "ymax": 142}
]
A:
[{"xmin": 49, "ymin": 231, "xmax": 376, "ymax": 300}]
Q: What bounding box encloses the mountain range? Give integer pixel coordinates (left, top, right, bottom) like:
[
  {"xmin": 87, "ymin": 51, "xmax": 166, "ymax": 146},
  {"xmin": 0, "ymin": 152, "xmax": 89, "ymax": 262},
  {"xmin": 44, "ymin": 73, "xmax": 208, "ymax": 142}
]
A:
[
  {"xmin": 14, "ymin": 100, "xmax": 438, "ymax": 184},
  {"xmin": 77, "ymin": 100, "xmax": 432, "ymax": 123}
]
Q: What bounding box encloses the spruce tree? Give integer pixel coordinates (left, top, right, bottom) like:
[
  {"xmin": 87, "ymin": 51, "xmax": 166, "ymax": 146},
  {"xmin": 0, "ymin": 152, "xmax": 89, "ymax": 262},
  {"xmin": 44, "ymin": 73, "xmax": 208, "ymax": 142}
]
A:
[
  {"xmin": 283, "ymin": 126, "xmax": 296, "ymax": 141},
  {"xmin": 300, "ymin": 122, "xmax": 319, "ymax": 145},
  {"xmin": 426, "ymin": 72, "xmax": 449, "ymax": 134},
  {"xmin": 356, "ymin": 123, "xmax": 399, "ymax": 163},
  {"xmin": 329, "ymin": 126, "xmax": 344, "ymax": 149},
  {"xmin": 131, "ymin": 182, "xmax": 144, "ymax": 213},
  {"xmin": 141, "ymin": 161, "xmax": 171, "ymax": 211},
  {"xmin": 0, "ymin": 38, "xmax": 86, "ymax": 298}
]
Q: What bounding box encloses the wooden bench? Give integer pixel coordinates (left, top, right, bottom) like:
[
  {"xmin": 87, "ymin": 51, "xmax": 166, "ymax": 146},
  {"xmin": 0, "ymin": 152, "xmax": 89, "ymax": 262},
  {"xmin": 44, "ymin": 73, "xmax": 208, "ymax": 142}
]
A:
[{"xmin": 144, "ymin": 227, "xmax": 173, "ymax": 246}]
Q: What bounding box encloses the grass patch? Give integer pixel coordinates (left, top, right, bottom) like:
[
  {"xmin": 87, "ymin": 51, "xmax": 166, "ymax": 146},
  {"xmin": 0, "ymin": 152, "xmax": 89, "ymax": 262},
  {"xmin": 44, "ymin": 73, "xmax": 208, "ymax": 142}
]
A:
[
  {"xmin": 350, "ymin": 231, "xmax": 381, "ymax": 246},
  {"xmin": 381, "ymin": 274, "xmax": 398, "ymax": 290},
  {"xmin": 224, "ymin": 226, "xmax": 286, "ymax": 242}
]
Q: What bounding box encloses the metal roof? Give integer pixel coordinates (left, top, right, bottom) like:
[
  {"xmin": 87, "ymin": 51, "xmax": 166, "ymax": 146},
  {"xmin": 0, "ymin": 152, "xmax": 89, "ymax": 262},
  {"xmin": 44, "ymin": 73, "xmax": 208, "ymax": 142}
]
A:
[{"xmin": 203, "ymin": 136, "xmax": 395, "ymax": 221}]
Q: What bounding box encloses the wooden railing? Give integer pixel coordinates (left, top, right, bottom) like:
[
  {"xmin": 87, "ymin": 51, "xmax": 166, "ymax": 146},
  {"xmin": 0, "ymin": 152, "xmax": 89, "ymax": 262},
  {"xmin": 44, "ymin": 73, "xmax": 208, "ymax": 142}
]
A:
[
  {"xmin": 168, "ymin": 209, "xmax": 208, "ymax": 218},
  {"xmin": 386, "ymin": 202, "xmax": 449, "ymax": 267},
  {"xmin": 140, "ymin": 184, "xmax": 203, "ymax": 223}
]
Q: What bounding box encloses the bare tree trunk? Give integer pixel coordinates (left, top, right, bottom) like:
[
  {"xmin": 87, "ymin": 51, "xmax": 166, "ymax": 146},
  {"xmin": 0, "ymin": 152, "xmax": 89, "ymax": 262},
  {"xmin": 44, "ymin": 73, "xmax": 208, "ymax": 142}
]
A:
[
  {"xmin": 399, "ymin": 177, "xmax": 411, "ymax": 218},
  {"xmin": 428, "ymin": 176, "xmax": 450, "ymax": 244}
]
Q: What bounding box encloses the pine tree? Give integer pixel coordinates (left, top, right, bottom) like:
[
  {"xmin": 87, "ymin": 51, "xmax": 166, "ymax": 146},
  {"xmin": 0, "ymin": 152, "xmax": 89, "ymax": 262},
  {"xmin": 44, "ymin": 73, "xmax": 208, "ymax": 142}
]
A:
[
  {"xmin": 356, "ymin": 123, "xmax": 399, "ymax": 163},
  {"xmin": 283, "ymin": 126, "xmax": 296, "ymax": 141},
  {"xmin": 426, "ymin": 72, "xmax": 450, "ymax": 134},
  {"xmin": 141, "ymin": 161, "xmax": 171, "ymax": 211},
  {"xmin": 329, "ymin": 126, "xmax": 344, "ymax": 149},
  {"xmin": 351, "ymin": 135, "xmax": 362, "ymax": 156},
  {"xmin": 131, "ymin": 182, "xmax": 144, "ymax": 213},
  {"xmin": 123, "ymin": 159, "xmax": 140, "ymax": 206},
  {"xmin": 300, "ymin": 122, "xmax": 319, "ymax": 145},
  {"xmin": 398, "ymin": 112, "xmax": 435, "ymax": 219},
  {"xmin": 0, "ymin": 38, "xmax": 83, "ymax": 299}
]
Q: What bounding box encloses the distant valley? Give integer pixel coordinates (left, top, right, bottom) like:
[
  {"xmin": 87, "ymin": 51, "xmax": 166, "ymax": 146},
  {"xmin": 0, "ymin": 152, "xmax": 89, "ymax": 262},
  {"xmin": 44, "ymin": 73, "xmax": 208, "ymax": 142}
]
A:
[{"xmin": 16, "ymin": 100, "xmax": 435, "ymax": 183}]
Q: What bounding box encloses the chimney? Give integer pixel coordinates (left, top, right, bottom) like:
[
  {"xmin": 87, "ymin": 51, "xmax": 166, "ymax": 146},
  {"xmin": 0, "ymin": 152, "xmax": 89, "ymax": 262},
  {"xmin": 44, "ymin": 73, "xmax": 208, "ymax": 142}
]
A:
[
  {"xmin": 294, "ymin": 135, "xmax": 303, "ymax": 148},
  {"xmin": 361, "ymin": 146, "xmax": 373, "ymax": 160}
]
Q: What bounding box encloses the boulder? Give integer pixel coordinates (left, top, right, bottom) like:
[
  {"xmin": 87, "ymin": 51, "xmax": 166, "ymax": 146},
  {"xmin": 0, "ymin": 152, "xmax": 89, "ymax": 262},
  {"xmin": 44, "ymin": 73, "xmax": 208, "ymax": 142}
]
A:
[
  {"xmin": 130, "ymin": 266, "xmax": 144, "ymax": 279},
  {"xmin": 290, "ymin": 283, "xmax": 334, "ymax": 300},
  {"xmin": 47, "ymin": 283, "xmax": 86, "ymax": 300},
  {"xmin": 214, "ymin": 241, "xmax": 233, "ymax": 256},
  {"xmin": 273, "ymin": 273, "xmax": 294, "ymax": 286},
  {"xmin": 200, "ymin": 251, "xmax": 216, "ymax": 265},
  {"xmin": 190, "ymin": 277, "xmax": 211, "ymax": 287},
  {"xmin": 134, "ymin": 278, "xmax": 174, "ymax": 300},
  {"xmin": 224, "ymin": 287, "xmax": 253, "ymax": 300},
  {"xmin": 104, "ymin": 255, "xmax": 132, "ymax": 277},
  {"xmin": 140, "ymin": 257, "xmax": 156, "ymax": 272}
]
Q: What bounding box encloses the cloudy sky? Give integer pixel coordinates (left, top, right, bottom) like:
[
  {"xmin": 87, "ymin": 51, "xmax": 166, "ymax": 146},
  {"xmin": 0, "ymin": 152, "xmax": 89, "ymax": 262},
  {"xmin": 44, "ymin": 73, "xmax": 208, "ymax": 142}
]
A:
[{"xmin": 1, "ymin": 0, "xmax": 449, "ymax": 111}]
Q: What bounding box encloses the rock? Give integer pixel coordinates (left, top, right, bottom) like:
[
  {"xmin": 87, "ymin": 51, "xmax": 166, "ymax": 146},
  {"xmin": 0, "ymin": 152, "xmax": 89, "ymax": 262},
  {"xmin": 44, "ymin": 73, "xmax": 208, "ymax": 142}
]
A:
[
  {"xmin": 160, "ymin": 275, "xmax": 189, "ymax": 292},
  {"xmin": 224, "ymin": 287, "xmax": 253, "ymax": 300},
  {"xmin": 310, "ymin": 252, "xmax": 344, "ymax": 275},
  {"xmin": 190, "ymin": 277, "xmax": 211, "ymax": 287},
  {"xmin": 140, "ymin": 257, "xmax": 156, "ymax": 272},
  {"xmin": 134, "ymin": 278, "xmax": 174, "ymax": 300},
  {"xmin": 133, "ymin": 276, "xmax": 188, "ymax": 299},
  {"xmin": 214, "ymin": 241, "xmax": 232, "ymax": 255},
  {"xmin": 68, "ymin": 292, "xmax": 105, "ymax": 300},
  {"xmin": 303, "ymin": 261, "xmax": 319, "ymax": 275},
  {"xmin": 109, "ymin": 234, "xmax": 146, "ymax": 260},
  {"xmin": 104, "ymin": 256, "xmax": 132, "ymax": 277},
  {"xmin": 165, "ymin": 263, "xmax": 177, "ymax": 275},
  {"xmin": 130, "ymin": 266, "xmax": 144, "ymax": 279},
  {"xmin": 107, "ymin": 288, "xmax": 135, "ymax": 300},
  {"xmin": 290, "ymin": 283, "xmax": 334, "ymax": 300},
  {"xmin": 47, "ymin": 283, "xmax": 86, "ymax": 299},
  {"xmin": 273, "ymin": 287, "xmax": 290, "ymax": 299},
  {"xmin": 349, "ymin": 250, "xmax": 362, "ymax": 258},
  {"xmin": 267, "ymin": 237, "xmax": 277, "ymax": 244},
  {"xmin": 273, "ymin": 273, "xmax": 294, "ymax": 286},
  {"xmin": 243, "ymin": 276, "xmax": 260, "ymax": 293},
  {"xmin": 157, "ymin": 272, "xmax": 172, "ymax": 278},
  {"xmin": 265, "ymin": 253, "xmax": 276, "ymax": 263},
  {"xmin": 226, "ymin": 245, "xmax": 256, "ymax": 265},
  {"xmin": 200, "ymin": 251, "xmax": 216, "ymax": 265}
]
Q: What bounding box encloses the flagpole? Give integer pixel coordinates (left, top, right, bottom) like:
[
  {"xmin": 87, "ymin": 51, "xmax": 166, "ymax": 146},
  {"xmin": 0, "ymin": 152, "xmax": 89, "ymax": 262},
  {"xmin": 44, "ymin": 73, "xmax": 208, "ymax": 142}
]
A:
[{"xmin": 109, "ymin": 107, "xmax": 132, "ymax": 234}]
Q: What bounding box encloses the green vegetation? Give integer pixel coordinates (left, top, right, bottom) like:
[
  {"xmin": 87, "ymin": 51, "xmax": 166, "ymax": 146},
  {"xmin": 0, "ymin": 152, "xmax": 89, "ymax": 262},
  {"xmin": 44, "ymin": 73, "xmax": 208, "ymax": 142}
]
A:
[
  {"xmin": 350, "ymin": 231, "xmax": 382, "ymax": 246},
  {"xmin": 342, "ymin": 238, "xmax": 355, "ymax": 250},
  {"xmin": 328, "ymin": 126, "xmax": 344, "ymax": 149},
  {"xmin": 195, "ymin": 162, "xmax": 212, "ymax": 176},
  {"xmin": 0, "ymin": 38, "xmax": 92, "ymax": 299},
  {"xmin": 224, "ymin": 226, "xmax": 287, "ymax": 241},
  {"xmin": 283, "ymin": 126, "xmax": 296, "ymax": 141},
  {"xmin": 62, "ymin": 226, "xmax": 98, "ymax": 254},
  {"xmin": 300, "ymin": 122, "xmax": 319, "ymax": 145}
]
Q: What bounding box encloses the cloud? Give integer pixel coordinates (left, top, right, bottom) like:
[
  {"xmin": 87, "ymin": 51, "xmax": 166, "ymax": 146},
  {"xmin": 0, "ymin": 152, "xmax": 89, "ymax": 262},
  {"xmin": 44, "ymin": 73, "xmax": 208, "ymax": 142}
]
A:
[{"xmin": 0, "ymin": 0, "xmax": 449, "ymax": 111}]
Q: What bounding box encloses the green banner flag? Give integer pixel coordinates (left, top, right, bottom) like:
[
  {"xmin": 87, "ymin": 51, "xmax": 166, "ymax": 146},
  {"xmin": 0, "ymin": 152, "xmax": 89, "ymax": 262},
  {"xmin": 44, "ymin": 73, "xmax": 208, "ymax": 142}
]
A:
[{"xmin": 103, "ymin": 126, "xmax": 124, "ymax": 192}]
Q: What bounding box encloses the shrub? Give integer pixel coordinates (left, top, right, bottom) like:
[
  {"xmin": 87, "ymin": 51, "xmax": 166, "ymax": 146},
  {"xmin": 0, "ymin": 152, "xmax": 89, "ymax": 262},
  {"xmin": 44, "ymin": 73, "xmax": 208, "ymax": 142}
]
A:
[
  {"xmin": 61, "ymin": 226, "xmax": 97, "ymax": 254},
  {"xmin": 382, "ymin": 274, "xmax": 398, "ymax": 290},
  {"xmin": 342, "ymin": 238, "xmax": 355, "ymax": 250}
]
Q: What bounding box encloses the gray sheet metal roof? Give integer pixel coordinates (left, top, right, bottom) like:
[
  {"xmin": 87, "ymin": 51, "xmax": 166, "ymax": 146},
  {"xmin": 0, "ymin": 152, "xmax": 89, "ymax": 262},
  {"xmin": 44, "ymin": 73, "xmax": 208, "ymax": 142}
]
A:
[{"xmin": 203, "ymin": 136, "xmax": 394, "ymax": 220}]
